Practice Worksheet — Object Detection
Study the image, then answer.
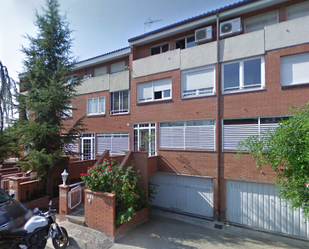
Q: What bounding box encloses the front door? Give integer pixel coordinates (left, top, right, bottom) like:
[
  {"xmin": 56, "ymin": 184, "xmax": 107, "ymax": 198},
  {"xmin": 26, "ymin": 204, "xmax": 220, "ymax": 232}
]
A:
[
  {"xmin": 133, "ymin": 123, "xmax": 156, "ymax": 156},
  {"xmin": 81, "ymin": 134, "xmax": 95, "ymax": 160}
]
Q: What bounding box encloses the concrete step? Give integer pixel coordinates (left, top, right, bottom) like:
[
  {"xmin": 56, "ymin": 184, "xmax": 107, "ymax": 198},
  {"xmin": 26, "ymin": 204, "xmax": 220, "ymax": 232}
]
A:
[{"xmin": 46, "ymin": 220, "xmax": 113, "ymax": 249}]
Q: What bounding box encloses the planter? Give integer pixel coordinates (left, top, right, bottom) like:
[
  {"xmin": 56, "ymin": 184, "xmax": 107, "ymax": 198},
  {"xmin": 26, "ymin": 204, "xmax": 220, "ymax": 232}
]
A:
[{"xmin": 84, "ymin": 189, "xmax": 148, "ymax": 240}]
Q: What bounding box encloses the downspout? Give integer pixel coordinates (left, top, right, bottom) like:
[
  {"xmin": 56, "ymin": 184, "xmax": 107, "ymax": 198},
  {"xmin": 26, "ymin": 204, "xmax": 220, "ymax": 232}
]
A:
[{"xmin": 216, "ymin": 13, "xmax": 221, "ymax": 222}]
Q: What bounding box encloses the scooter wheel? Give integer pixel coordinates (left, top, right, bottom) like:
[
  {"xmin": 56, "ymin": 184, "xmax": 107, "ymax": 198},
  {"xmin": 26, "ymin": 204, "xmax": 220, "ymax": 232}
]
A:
[{"xmin": 52, "ymin": 226, "xmax": 68, "ymax": 249}]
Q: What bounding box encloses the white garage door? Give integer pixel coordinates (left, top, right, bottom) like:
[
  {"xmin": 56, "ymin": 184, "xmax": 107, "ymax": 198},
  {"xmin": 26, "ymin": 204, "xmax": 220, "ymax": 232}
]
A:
[
  {"xmin": 226, "ymin": 180, "xmax": 309, "ymax": 238},
  {"xmin": 149, "ymin": 173, "xmax": 213, "ymax": 218}
]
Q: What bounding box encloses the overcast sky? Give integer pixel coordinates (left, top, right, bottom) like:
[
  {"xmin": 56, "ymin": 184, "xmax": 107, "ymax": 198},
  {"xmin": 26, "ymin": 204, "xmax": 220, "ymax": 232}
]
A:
[{"xmin": 0, "ymin": 0, "xmax": 239, "ymax": 81}]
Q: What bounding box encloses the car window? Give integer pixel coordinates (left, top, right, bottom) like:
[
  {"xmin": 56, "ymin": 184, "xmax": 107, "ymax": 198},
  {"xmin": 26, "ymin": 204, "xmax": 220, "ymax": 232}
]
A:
[{"xmin": 0, "ymin": 188, "xmax": 10, "ymax": 203}]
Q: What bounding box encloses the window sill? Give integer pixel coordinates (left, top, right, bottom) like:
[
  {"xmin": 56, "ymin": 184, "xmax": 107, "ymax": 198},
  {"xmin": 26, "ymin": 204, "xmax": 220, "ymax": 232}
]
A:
[
  {"xmin": 281, "ymin": 83, "xmax": 309, "ymax": 90},
  {"xmin": 182, "ymin": 94, "xmax": 216, "ymax": 100},
  {"xmin": 110, "ymin": 112, "xmax": 130, "ymax": 116},
  {"xmin": 137, "ymin": 99, "xmax": 173, "ymax": 105},
  {"xmin": 61, "ymin": 117, "xmax": 73, "ymax": 120},
  {"xmin": 222, "ymin": 88, "xmax": 266, "ymax": 95},
  {"xmin": 87, "ymin": 114, "xmax": 106, "ymax": 118}
]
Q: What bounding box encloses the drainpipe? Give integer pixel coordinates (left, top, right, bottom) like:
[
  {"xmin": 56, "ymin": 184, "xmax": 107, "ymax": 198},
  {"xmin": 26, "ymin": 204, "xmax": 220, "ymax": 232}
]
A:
[{"xmin": 216, "ymin": 13, "xmax": 221, "ymax": 222}]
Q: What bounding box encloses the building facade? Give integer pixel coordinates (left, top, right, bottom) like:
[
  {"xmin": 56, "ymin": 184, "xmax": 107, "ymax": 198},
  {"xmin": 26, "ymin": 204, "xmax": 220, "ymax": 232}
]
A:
[{"xmin": 65, "ymin": 0, "xmax": 309, "ymax": 238}]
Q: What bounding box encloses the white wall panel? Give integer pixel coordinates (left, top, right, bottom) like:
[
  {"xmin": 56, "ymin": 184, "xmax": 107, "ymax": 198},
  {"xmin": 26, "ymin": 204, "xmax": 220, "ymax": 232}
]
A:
[
  {"xmin": 226, "ymin": 180, "xmax": 309, "ymax": 238},
  {"xmin": 149, "ymin": 173, "xmax": 213, "ymax": 218}
]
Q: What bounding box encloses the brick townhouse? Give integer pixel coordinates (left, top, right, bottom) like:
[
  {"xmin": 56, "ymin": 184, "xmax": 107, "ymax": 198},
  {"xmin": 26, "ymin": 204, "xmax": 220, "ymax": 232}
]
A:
[{"xmin": 62, "ymin": 0, "xmax": 309, "ymax": 238}]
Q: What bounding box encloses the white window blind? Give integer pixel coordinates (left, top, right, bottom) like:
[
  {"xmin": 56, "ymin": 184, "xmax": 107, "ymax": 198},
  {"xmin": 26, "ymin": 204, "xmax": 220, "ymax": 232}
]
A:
[
  {"xmin": 245, "ymin": 11, "xmax": 278, "ymax": 33},
  {"xmin": 94, "ymin": 66, "xmax": 107, "ymax": 76},
  {"xmin": 110, "ymin": 61, "xmax": 125, "ymax": 73},
  {"xmin": 287, "ymin": 1, "xmax": 309, "ymax": 20},
  {"xmin": 159, "ymin": 120, "xmax": 215, "ymax": 150},
  {"xmin": 281, "ymin": 52, "xmax": 309, "ymax": 86},
  {"xmin": 154, "ymin": 78, "xmax": 171, "ymax": 91},
  {"xmin": 160, "ymin": 127, "xmax": 184, "ymax": 149},
  {"xmin": 223, "ymin": 124, "xmax": 259, "ymax": 150},
  {"xmin": 97, "ymin": 133, "xmax": 129, "ymax": 155},
  {"xmin": 223, "ymin": 118, "xmax": 283, "ymax": 151},
  {"xmin": 182, "ymin": 67, "xmax": 215, "ymax": 98}
]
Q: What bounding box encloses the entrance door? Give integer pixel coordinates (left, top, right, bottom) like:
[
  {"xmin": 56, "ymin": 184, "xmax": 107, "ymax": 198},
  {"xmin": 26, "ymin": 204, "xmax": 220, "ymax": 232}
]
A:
[
  {"xmin": 133, "ymin": 123, "xmax": 156, "ymax": 156},
  {"xmin": 80, "ymin": 134, "xmax": 94, "ymax": 160}
]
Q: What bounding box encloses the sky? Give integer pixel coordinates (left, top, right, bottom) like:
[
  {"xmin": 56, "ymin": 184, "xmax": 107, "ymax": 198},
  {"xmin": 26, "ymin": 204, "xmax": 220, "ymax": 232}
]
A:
[{"xmin": 0, "ymin": 0, "xmax": 240, "ymax": 81}]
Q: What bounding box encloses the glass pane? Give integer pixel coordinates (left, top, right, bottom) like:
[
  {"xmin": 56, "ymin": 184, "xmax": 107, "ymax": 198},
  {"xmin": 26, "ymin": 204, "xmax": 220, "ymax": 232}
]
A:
[
  {"xmin": 244, "ymin": 58, "xmax": 261, "ymax": 86},
  {"xmin": 186, "ymin": 36, "xmax": 196, "ymax": 48},
  {"xmin": 123, "ymin": 90, "xmax": 129, "ymax": 110},
  {"xmin": 163, "ymin": 89, "xmax": 170, "ymax": 98},
  {"xmin": 154, "ymin": 91, "xmax": 162, "ymax": 99},
  {"xmin": 151, "ymin": 46, "xmax": 160, "ymax": 55},
  {"xmin": 112, "ymin": 93, "xmax": 119, "ymax": 111},
  {"xmin": 162, "ymin": 44, "xmax": 169, "ymax": 52},
  {"xmin": 224, "ymin": 62, "xmax": 240, "ymax": 90},
  {"xmin": 224, "ymin": 118, "xmax": 258, "ymax": 125},
  {"xmin": 87, "ymin": 99, "xmax": 92, "ymax": 114},
  {"xmin": 175, "ymin": 39, "xmax": 185, "ymax": 49},
  {"xmin": 99, "ymin": 97, "xmax": 105, "ymax": 113}
]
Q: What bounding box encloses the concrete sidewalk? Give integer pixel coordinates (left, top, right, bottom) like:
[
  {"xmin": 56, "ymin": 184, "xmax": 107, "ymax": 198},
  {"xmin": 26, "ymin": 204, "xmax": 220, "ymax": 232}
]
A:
[
  {"xmin": 47, "ymin": 210, "xmax": 309, "ymax": 249},
  {"xmin": 111, "ymin": 210, "xmax": 308, "ymax": 249}
]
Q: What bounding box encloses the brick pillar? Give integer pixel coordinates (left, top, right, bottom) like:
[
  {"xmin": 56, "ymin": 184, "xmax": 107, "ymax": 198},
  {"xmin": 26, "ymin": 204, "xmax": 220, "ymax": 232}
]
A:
[
  {"xmin": 59, "ymin": 185, "xmax": 70, "ymax": 221},
  {"xmin": 7, "ymin": 177, "xmax": 21, "ymax": 201}
]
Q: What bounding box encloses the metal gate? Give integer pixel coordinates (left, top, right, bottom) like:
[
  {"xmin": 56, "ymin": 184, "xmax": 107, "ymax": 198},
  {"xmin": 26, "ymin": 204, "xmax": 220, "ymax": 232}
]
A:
[
  {"xmin": 226, "ymin": 180, "xmax": 309, "ymax": 238},
  {"xmin": 68, "ymin": 182, "xmax": 83, "ymax": 209},
  {"xmin": 149, "ymin": 173, "xmax": 213, "ymax": 218}
]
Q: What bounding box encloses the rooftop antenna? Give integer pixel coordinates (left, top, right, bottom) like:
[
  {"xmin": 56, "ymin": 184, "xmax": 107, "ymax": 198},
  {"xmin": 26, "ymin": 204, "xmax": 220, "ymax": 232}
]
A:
[{"xmin": 144, "ymin": 17, "xmax": 163, "ymax": 33}]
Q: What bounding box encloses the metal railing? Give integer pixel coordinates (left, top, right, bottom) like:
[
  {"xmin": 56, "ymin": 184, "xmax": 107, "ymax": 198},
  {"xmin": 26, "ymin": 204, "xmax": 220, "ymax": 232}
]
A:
[{"xmin": 68, "ymin": 181, "xmax": 84, "ymax": 209}]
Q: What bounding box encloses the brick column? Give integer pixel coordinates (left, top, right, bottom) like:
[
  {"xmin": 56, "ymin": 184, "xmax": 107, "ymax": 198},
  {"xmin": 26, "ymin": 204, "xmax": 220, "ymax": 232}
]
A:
[
  {"xmin": 59, "ymin": 185, "xmax": 70, "ymax": 221},
  {"xmin": 7, "ymin": 177, "xmax": 21, "ymax": 201}
]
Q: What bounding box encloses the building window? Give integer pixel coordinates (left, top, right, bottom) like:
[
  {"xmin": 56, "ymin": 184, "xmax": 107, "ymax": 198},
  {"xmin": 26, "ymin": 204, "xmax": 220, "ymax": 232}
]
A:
[
  {"xmin": 133, "ymin": 123, "xmax": 156, "ymax": 156},
  {"xmin": 150, "ymin": 43, "xmax": 169, "ymax": 55},
  {"xmin": 110, "ymin": 90, "xmax": 129, "ymax": 114},
  {"xmin": 222, "ymin": 117, "xmax": 287, "ymax": 151},
  {"xmin": 287, "ymin": 1, "xmax": 309, "ymax": 20},
  {"xmin": 137, "ymin": 78, "xmax": 171, "ymax": 103},
  {"xmin": 244, "ymin": 11, "xmax": 278, "ymax": 33},
  {"xmin": 222, "ymin": 57, "xmax": 264, "ymax": 93},
  {"xmin": 60, "ymin": 102, "xmax": 72, "ymax": 118},
  {"xmin": 87, "ymin": 97, "xmax": 105, "ymax": 115},
  {"xmin": 280, "ymin": 52, "xmax": 309, "ymax": 86},
  {"xmin": 110, "ymin": 61, "xmax": 125, "ymax": 74},
  {"xmin": 97, "ymin": 133, "xmax": 129, "ymax": 155},
  {"xmin": 94, "ymin": 66, "xmax": 107, "ymax": 77},
  {"xmin": 175, "ymin": 35, "xmax": 196, "ymax": 49},
  {"xmin": 159, "ymin": 120, "xmax": 215, "ymax": 150},
  {"xmin": 66, "ymin": 74, "xmax": 78, "ymax": 84},
  {"xmin": 182, "ymin": 66, "xmax": 215, "ymax": 98}
]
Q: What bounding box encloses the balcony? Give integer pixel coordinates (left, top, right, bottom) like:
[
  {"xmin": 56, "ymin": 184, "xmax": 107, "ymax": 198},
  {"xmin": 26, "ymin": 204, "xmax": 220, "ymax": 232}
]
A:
[{"xmin": 76, "ymin": 70, "xmax": 129, "ymax": 95}]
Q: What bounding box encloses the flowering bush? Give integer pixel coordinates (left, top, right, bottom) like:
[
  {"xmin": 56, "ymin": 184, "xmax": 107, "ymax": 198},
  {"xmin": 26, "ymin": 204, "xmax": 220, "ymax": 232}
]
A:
[{"xmin": 81, "ymin": 157, "xmax": 147, "ymax": 225}]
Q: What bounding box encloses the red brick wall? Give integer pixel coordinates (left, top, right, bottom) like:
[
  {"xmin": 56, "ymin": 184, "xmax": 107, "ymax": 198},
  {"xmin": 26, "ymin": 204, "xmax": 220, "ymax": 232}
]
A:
[{"xmin": 84, "ymin": 189, "xmax": 116, "ymax": 237}]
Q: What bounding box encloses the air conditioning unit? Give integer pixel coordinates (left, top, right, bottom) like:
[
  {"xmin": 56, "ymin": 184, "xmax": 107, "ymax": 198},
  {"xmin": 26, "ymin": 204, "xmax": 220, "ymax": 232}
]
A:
[
  {"xmin": 83, "ymin": 74, "xmax": 92, "ymax": 79},
  {"xmin": 195, "ymin": 26, "xmax": 212, "ymax": 44},
  {"xmin": 220, "ymin": 17, "xmax": 242, "ymax": 37}
]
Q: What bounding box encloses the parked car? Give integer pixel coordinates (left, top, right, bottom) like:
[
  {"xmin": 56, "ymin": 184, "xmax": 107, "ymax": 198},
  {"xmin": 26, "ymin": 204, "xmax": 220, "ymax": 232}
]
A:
[{"xmin": 0, "ymin": 187, "xmax": 32, "ymax": 233}]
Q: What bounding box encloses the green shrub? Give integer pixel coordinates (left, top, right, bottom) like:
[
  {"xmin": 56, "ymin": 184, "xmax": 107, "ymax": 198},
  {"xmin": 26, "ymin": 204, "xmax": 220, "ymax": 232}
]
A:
[{"xmin": 81, "ymin": 157, "xmax": 147, "ymax": 225}]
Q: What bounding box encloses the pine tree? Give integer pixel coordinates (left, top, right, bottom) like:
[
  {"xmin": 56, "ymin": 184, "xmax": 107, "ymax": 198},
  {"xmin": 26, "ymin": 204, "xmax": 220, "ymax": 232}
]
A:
[
  {"xmin": 0, "ymin": 61, "xmax": 19, "ymax": 162},
  {"xmin": 17, "ymin": 0, "xmax": 85, "ymax": 193}
]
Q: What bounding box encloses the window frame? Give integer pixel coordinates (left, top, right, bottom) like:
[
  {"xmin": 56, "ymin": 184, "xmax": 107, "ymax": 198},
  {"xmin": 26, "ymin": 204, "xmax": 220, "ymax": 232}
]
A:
[
  {"xmin": 110, "ymin": 90, "xmax": 129, "ymax": 115},
  {"xmin": 222, "ymin": 56, "xmax": 265, "ymax": 94},
  {"xmin": 97, "ymin": 132, "xmax": 129, "ymax": 155},
  {"xmin": 287, "ymin": 1, "xmax": 309, "ymax": 20},
  {"xmin": 60, "ymin": 102, "xmax": 72, "ymax": 118},
  {"xmin": 181, "ymin": 66, "xmax": 216, "ymax": 99},
  {"xmin": 65, "ymin": 74, "xmax": 78, "ymax": 84},
  {"xmin": 175, "ymin": 35, "xmax": 196, "ymax": 49},
  {"xmin": 87, "ymin": 96, "xmax": 105, "ymax": 116},
  {"xmin": 150, "ymin": 42, "xmax": 169, "ymax": 55},
  {"xmin": 137, "ymin": 78, "xmax": 172, "ymax": 103}
]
